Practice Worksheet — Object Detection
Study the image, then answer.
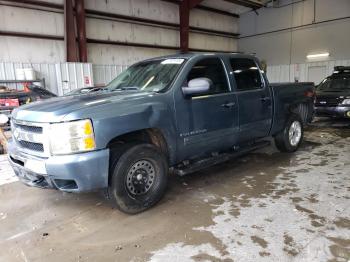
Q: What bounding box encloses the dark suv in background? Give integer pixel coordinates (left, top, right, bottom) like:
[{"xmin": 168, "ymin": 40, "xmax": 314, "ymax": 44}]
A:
[{"xmin": 315, "ymin": 66, "xmax": 350, "ymax": 118}]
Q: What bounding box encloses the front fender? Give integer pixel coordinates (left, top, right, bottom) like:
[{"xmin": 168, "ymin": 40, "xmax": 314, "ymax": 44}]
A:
[{"xmin": 63, "ymin": 98, "xmax": 178, "ymax": 164}]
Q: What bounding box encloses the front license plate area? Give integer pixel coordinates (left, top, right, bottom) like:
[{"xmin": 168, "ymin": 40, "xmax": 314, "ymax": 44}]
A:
[{"xmin": 13, "ymin": 166, "xmax": 43, "ymax": 183}]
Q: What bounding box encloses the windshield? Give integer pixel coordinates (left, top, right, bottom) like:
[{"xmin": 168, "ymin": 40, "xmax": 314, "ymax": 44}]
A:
[
  {"xmin": 106, "ymin": 58, "xmax": 185, "ymax": 92},
  {"xmin": 318, "ymin": 76, "xmax": 350, "ymax": 91}
]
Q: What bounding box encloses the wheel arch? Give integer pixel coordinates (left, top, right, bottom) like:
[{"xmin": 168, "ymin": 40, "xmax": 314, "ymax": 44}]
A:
[
  {"xmin": 290, "ymin": 102, "xmax": 313, "ymax": 124},
  {"xmin": 107, "ymin": 128, "xmax": 171, "ymax": 162}
]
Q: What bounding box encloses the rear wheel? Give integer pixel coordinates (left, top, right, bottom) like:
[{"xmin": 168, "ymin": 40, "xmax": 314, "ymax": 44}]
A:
[
  {"xmin": 274, "ymin": 114, "xmax": 303, "ymax": 152},
  {"xmin": 108, "ymin": 143, "xmax": 168, "ymax": 214}
]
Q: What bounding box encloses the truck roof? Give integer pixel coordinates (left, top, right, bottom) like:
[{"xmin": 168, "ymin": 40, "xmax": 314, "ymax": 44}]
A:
[{"xmin": 142, "ymin": 52, "xmax": 258, "ymax": 62}]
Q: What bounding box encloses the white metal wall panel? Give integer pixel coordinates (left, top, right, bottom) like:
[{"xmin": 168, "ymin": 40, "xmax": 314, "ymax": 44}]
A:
[
  {"xmin": 92, "ymin": 64, "xmax": 128, "ymax": 86},
  {"xmin": 0, "ymin": 6, "xmax": 64, "ymax": 36},
  {"xmin": 0, "ymin": 62, "xmax": 94, "ymax": 95},
  {"xmin": 238, "ymin": 0, "xmax": 350, "ymax": 65},
  {"xmin": 267, "ymin": 60, "xmax": 350, "ymax": 83}
]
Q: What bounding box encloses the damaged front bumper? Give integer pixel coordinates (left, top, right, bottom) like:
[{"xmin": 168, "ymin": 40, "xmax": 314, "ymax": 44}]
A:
[{"xmin": 7, "ymin": 140, "xmax": 110, "ymax": 192}]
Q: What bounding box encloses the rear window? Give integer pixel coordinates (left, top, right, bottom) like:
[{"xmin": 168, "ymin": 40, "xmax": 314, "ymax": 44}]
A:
[{"xmin": 230, "ymin": 58, "xmax": 263, "ymax": 91}]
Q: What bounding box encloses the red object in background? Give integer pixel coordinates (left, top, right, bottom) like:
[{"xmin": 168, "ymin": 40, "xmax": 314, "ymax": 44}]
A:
[
  {"xmin": 84, "ymin": 76, "xmax": 90, "ymax": 85},
  {"xmin": 0, "ymin": 98, "xmax": 20, "ymax": 107},
  {"xmin": 23, "ymin": 82, "xmax": 30, "ymax": 92},
  {"xmin": 304, "ymin": 90, "xmax": 315, "ymax": 98}
]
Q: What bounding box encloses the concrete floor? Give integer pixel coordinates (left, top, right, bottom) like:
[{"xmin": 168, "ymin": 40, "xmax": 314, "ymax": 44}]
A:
[{"xmin": 0, "ymin": 119, "xmax": 349, "ymax": 262}]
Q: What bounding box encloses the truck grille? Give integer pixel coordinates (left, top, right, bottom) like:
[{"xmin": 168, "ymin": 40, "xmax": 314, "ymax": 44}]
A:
[
  {"xmin": 18, "ymin": 141, "xmax": 44, "ymax": 152},
  {"xmin": 11, "ymin": 120, "xmax": 49, "ymax": 157},
  {"xmin": 315, "ymin": 97, "xmax": 343, "ymax": 107},
  {"xmin": 13, "ymin": 123, "xmax": 43, "ymax": 133}
]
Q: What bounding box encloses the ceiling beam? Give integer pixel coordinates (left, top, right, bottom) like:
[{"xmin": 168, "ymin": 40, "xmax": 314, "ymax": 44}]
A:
[{"xmin": 222, "ymin": 0, "xmax": 264, "ymax": 9}]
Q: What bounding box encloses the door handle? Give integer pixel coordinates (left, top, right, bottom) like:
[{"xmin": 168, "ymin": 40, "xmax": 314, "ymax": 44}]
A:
[
  {"xmin": 260, "ymin": 96, "xmax": 271, "ymax": 102},
  {"xmin": 221, "ymin": 102, "xmax": 235, "ymax": 108}
]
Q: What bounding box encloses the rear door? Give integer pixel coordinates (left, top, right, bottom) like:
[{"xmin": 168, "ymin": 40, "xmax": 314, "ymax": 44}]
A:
[
  {"xmin": 174, "ymin": 57, "xmax": 239, "ymax": 159},
  {"xmin": 229, "ymin": 58, "xmax": 273, "ymax": 143}
]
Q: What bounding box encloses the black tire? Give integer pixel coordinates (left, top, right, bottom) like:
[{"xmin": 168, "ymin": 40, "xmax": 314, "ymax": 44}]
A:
[
  {"xmin": 274, "ymin": 114, "xmax": 304, "ymax": 153},
  {"xmin": 108, "ymin": 143, "xmax": 168, "ymax": 214}
]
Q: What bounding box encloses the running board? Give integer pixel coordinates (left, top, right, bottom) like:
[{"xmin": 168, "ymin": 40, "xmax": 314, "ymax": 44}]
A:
[{"xmin": 173, "ymin": 140, "xmax": 270, "ymax": 176}]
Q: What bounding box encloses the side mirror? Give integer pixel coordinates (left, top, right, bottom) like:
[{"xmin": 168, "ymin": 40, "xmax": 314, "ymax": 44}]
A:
[
  {"xmin": 0, "ymin": 114, "xmax": 9, "ymax": 126},
  {"xmin": 182, "ymin": 78, "xmax": 211, "ymax": 96}
]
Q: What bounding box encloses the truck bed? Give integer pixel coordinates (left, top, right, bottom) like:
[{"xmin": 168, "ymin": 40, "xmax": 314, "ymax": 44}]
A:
[{"xmin": 270, "ymin": 82, "xmax": 315, "ymax": 135}]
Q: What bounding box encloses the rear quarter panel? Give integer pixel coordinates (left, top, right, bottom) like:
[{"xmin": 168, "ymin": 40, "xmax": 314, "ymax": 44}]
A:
[{"xmin": 270, "ymin": 82, "xmax": 315, "ymax": 135}]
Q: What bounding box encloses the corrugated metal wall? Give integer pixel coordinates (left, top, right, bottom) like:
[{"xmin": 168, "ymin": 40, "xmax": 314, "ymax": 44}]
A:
[
  {"xmin": 3, "ymin": 59, "xmax": 350, "ymax": 95},
  {"xmin": 92, "ymin": 64, "xmax": 128, "ymax": 86},
  {"xmin": 1, "ymin": 1, "xmax": 238, "ymax": 65},
  {"xmin": 267, "ymin": 60, "xmax": 350, "ymax": 84},
  {"xmin": 0, "ymin": 62, "xmax": 94, "ymax": 95}
]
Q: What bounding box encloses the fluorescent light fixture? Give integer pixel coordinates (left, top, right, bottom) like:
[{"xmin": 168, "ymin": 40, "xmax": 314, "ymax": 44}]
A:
[{"xmin": 306, "ymin": 52, "xmax": 330, "ymax": 59}]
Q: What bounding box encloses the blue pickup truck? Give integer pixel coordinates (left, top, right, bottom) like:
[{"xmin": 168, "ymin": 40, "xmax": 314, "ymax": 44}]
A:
[{"xmin": 8, "ymin": 53, "xmax": 315, "ymax": 213}]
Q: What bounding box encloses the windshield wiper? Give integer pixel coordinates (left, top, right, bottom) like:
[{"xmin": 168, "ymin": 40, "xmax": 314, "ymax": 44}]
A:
[
  {"xmin": 120, "ymin": 86, "xmax": 139, "ymax": 90},
  {"xmin": 110, "ymin": 86, "xmax": 139, "ymax": 92}
]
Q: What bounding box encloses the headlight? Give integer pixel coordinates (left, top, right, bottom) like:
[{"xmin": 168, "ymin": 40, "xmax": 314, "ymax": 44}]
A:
[
  {"xmin": 342, "ymin": 99, "xmax": 350, "ymax": 105},
  {"xmin": 49, "ymin": 119, "xmax": 96, "ymax": 155}
]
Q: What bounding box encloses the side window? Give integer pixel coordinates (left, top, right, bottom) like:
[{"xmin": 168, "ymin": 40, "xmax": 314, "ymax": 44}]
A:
[
  {"xmin": 230, "ymin": 58, "xmax": 263, "ymax": 91},
  {"xmin": 186, "ymin": 58, "xmax": 229, "ymax": 96}
]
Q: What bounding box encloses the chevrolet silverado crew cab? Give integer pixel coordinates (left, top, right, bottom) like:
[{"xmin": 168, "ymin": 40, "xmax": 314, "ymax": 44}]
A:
[
  {"xmin": 315, "ymin": 66, "xmax": 350, "ymax": 118},
  {"xmin": 8, "ymin": 53, "xmax": 315, "ymax": 213}
]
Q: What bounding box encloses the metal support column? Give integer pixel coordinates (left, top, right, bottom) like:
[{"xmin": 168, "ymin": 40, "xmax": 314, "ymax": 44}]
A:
[
  {"xmin": 64, "ymin": 0, "xmax": 78, "ymax": 62},
  {"xmin": 76, "ymin": 0, "xmax": 88, "ymax": 62},
  {"xmin": 179, "ymin": 0, "xmax": 190, "ymax": 53},
  {"xmin": 179, "ymin": 0, "xmax": 204, "ymax": 53}
]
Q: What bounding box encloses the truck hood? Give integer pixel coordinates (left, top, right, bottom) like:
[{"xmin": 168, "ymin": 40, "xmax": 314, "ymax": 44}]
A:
[{"xmin": 12, "ymin": 90, "xmax": 154, "ymax": 123}]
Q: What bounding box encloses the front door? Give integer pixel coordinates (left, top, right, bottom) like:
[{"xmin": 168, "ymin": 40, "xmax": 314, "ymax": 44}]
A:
[
  {"xmin": 229, "ymin": 58, "xmax": 273, "ymax": 143},
  {"xmin": 174, "ymin": 57, "xmax": 239, "ymax": 160}
]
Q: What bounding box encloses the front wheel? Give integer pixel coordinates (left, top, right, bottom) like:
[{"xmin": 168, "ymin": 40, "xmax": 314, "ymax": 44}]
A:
[
  {"xmin": 108, "ymin": 143, "xmax": 168, "ymax": 214},
  {"xmin": 274, "ymin": 114, "xmax": 303, "ymax": 152}
]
